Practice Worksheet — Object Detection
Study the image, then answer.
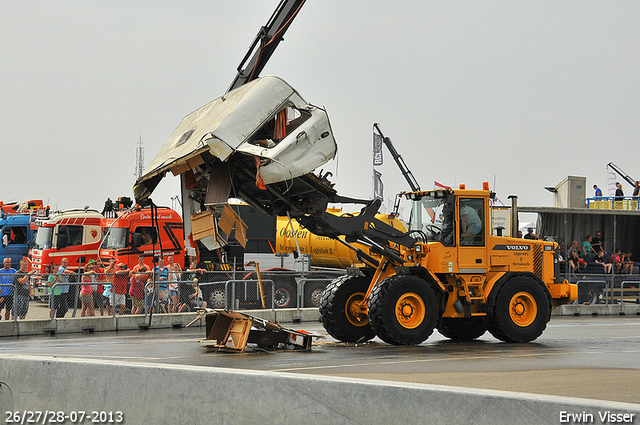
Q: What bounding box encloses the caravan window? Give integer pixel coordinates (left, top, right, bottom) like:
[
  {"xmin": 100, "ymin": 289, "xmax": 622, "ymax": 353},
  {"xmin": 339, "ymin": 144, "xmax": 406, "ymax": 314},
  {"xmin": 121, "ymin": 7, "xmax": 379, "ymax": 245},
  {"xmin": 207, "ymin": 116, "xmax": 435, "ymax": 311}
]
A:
[{"xmin": 248, "ymin": 104, "xmax": 311, "ymax": 147}]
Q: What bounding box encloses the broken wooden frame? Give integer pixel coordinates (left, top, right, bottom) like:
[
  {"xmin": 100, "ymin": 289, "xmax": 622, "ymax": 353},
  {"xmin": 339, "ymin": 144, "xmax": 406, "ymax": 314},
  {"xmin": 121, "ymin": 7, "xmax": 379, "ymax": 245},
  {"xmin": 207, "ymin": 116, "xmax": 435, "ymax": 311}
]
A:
[{"xmin": 187, "ymin": 309, "xmax": 323, "ymax": 353}]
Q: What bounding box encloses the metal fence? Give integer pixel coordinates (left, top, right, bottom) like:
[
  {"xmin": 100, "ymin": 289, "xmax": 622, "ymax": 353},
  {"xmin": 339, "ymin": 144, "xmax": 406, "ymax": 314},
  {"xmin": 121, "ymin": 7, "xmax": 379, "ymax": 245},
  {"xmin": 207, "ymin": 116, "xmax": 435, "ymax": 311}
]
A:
[
  {"xmin": 0, "ymin": 269, "xmax": 346, "ymax": 322},
  {"xmin": 560, "ymin": 272, "xmax": 640, "ymax": 306},
  {"xmin": 10, "ymin": 267, "xmax": 636, "ymax": 323}
]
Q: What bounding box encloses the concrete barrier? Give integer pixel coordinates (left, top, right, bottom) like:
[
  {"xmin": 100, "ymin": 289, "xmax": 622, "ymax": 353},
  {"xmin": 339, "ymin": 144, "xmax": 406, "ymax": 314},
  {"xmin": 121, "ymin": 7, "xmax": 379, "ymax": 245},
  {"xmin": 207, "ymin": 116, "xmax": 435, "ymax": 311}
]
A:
[
  {"xmin": 1, "ymin": 355, "xmax": 638, "ymax": 425},
  {"xmin": 0, "ymin": 312, "xmax": 207, "ymax": 337},
  {"xmin": 0, "ymin": 308, "xmax": 321, "ymax": 337},
  {"xmin": 1, "ymin": 304, "xmax": 637, "ymax": 337},
  {"xmin": 557, "ymin": 303, "xmax": 640, "ymax": 316}
]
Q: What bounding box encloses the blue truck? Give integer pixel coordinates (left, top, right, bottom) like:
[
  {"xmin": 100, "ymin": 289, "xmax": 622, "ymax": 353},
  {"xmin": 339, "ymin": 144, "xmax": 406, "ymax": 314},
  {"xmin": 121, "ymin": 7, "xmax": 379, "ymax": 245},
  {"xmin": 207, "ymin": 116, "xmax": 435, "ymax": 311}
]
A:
[{"xmin": 0, "ymin": 212, "xmax": 34, "ymax": 265}]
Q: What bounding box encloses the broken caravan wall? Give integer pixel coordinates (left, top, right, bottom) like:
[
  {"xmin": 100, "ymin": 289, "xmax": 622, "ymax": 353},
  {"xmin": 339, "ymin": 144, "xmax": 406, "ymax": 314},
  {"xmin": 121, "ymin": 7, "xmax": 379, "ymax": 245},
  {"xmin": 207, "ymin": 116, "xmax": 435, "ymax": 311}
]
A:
[{"xmin": 523, "ymin": 206, "xmax": 640, "ymax": 260}]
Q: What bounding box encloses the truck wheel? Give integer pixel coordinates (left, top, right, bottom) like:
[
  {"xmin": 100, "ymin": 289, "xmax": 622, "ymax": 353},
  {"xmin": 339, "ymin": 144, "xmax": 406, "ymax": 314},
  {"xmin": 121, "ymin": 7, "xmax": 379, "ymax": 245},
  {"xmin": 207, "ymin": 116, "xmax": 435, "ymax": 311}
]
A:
[
  {"xmin": 368, "ymin": 275, "xmax": 438, "ymax": 345},
  {"xmin": 209, "ymin": 287, "xmax": 226, "ymax": 309},
  {"xmin": 304, "ymin": 281, "xmax": 329, "ymax": 307},
  {"xmin": 437, "ymin": 317, "xmax": 487, "ymax": 341},
  {"xmin": 587, "ymin": 289, "xmax": 599, "ymax": 305},
  {"xmin": 487, "ymin": 276, "xmax": 550, "ymax": 343},
  {"xmin": 273, "ymin": 285, "xmax": 294, "ymax": 308},
  {"xmin": 319, "ymin": 274, "xmax": 376, "ymax": 343}
]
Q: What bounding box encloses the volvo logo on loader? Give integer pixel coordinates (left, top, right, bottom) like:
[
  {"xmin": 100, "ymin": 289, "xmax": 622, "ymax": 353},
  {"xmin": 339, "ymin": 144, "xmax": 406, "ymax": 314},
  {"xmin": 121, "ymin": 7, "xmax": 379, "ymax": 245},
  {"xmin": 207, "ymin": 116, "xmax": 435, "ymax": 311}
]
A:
[{"xmin": 493, "ymin": 244, "xmax": 531, "ymax": 251}]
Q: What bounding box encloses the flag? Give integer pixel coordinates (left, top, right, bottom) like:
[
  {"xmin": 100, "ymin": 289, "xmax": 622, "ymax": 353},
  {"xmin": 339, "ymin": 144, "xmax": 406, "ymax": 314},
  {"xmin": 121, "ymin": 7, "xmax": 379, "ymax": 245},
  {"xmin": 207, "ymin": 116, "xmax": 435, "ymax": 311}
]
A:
[
  {"xmin": 491, "ymin": 197, "xmax": 505, "ymax": 206},
  {"xmin": 434, "ymin": 181, "xmax": 451, "ymax": 189},
  {"xmin": 373, "ymin": 132, "xmax": 383, "ymax": 166},
  {"xmin": 373, "ymin": 170, "xmax": 384, "ymax": 201},
  {"xmin": 607, "ymin": 169, "xmax": 617, "ymax": 196}
]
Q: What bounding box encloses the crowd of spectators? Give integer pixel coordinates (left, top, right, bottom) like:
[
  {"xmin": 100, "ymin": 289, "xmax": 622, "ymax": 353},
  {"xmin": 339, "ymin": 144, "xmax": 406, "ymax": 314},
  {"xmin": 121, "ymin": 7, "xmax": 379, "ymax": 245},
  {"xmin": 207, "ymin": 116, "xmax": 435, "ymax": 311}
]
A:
[
  {"xmin": 0, "ymin": 254, "xmax": 209, "ymax": 320},
  {"xmin": 565, "ymin": 230, "xmax": 636, "ymax": 275}
]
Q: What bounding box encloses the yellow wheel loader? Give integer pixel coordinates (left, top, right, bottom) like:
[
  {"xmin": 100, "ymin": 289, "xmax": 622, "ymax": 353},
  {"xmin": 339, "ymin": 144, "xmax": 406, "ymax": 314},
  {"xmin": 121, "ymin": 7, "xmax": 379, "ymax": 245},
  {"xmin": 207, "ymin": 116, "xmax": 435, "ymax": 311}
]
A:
[{"xmin": 317, "ymin": 184, "xmax": 577, "ymax": 344}]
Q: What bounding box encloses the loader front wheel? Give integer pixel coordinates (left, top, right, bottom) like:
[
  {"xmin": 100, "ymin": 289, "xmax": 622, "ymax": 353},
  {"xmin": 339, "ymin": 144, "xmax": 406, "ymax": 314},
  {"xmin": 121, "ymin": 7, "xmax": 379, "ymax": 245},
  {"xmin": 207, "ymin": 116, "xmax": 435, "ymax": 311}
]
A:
[
  {"xmin": 369, "ymin": 275, "xmax": 438, "ymax": 345},
  {"xmin": 437, "ymin": 317, "xmax": 487, "ymax": 341},
  {"xmin": 319, "ymin": 274, "xmax": 375, "ymax": 343},
  {"xmin": 487, "ymin": 276, "xmax": 550, "ymax": 343}
]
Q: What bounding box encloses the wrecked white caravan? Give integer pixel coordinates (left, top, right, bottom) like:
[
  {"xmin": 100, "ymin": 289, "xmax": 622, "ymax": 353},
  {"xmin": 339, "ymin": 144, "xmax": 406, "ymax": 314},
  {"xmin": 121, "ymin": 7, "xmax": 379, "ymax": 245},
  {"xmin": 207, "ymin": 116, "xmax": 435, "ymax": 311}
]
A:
[
  {"xmin": 134, "ymin": 75, "xmax": 341, "ymax": 255},
  {"xmin": 134, "ymin": 76, "xmax": 337, "ymax": 202}
]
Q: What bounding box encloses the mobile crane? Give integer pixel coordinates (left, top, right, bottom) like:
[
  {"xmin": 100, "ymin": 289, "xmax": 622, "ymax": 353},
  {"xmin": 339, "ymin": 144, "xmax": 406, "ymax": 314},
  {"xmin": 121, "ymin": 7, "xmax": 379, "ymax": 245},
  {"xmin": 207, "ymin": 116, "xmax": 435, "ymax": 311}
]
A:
[
  {"xmin": 607, "ymin": 162, "xmax": 636, "ymax": 189},
  {"xmin": 134, "ymin": 0, "xmax": 577, "ymax": 344}
]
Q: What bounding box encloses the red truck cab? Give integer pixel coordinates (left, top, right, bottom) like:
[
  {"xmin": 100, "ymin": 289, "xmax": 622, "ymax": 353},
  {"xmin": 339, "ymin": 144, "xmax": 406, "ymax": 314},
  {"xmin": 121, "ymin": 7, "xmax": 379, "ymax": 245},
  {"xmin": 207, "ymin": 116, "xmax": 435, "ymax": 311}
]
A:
[
  {"xmin": 99, "ymin": 207, "xmax": 185, "ymax": 269},
  {"xmin": 30, "ymin": 209, "xmax": 104, "ymax": 274}
]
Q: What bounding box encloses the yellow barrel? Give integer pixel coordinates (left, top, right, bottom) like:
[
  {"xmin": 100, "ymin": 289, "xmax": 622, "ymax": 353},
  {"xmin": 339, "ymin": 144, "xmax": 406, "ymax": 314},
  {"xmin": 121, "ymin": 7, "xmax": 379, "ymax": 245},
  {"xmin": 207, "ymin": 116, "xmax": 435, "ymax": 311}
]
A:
[{"xmin": 275, "ymin": 209, "xmax": 407, "ymax": 268}]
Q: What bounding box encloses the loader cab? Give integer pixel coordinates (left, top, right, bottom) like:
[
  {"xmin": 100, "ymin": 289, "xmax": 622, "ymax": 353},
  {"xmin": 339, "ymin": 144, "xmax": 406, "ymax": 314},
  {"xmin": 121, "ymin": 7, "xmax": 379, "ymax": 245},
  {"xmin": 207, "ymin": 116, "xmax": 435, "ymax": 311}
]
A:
[
  {"xmin": 408, "ymin": 189, "xmax": 453, "ymax": 245},
  {"xmin": 456, "ymin": 195, "xmax": 488, "ymax": 272},
  {"xmin": 407, "ymin": 188, "xmax": 490, "ymax": 271}
]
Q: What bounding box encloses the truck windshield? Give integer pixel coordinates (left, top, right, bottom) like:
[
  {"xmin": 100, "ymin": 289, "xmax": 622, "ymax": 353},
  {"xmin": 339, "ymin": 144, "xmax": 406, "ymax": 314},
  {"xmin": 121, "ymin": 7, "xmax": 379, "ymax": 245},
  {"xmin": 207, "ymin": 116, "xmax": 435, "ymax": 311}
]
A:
[
  {"xmin": 103, "ymin": 227, "xmax": 128, "ymax": 249},
  {"xmin": 33, "ymin": 227, "xmax": 53, "ymax": 250},
  {"xmin": 410, "ymin": 194, "xmax": 455, "ymax": 245}
]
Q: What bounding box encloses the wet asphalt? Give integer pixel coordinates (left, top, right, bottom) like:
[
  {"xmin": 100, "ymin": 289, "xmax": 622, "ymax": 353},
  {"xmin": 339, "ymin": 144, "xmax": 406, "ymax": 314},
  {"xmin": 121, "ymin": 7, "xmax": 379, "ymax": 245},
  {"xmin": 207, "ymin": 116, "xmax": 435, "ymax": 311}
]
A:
[{"xmin": 2, "ymin": 315, "xmax": 639, "ymax": 404}]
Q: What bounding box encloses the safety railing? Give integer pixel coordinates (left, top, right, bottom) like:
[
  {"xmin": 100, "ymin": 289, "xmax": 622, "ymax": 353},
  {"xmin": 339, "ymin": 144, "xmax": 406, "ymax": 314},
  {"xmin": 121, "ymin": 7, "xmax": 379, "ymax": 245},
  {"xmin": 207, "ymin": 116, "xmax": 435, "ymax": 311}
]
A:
[
  {"xmin": 0, "ymin": 270, "xmax": 344, "ymax": 325},
  {"xmin": 48, "ymin": 281, "xmax": 114, "ymax": 320},
  {"xmin": 563, "ymin": 272, "xmax": 640, "ymax": 306},
  {"xmin": 296, "ymin": 278, "xmax": 335, "ymax": 316},
  {"xmin": 619, "ymin": 281, "xmax": 640, "ymax": 312},
  {"xmin": 571, "ymin": 279, "xmax": 611, "ymax": 305},
  {"xmin": 213, "ymin": 279, "xmax": 276, "ymax": 311},
  {"xmin": 586, "ymin": 196, "xmax": 640, "ymax": 210},
  {"xmin": 0, "ymin": 283, "xmax": 17, "ymax": 322}
]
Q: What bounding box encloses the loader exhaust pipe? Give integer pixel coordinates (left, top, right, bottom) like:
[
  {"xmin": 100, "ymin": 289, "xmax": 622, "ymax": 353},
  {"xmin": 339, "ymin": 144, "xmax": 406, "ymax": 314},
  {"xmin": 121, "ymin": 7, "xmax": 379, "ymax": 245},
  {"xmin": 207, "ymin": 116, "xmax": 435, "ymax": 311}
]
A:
[{"xmin": 508, "ymin": 195, "xmax": 518, "ymax": 238}]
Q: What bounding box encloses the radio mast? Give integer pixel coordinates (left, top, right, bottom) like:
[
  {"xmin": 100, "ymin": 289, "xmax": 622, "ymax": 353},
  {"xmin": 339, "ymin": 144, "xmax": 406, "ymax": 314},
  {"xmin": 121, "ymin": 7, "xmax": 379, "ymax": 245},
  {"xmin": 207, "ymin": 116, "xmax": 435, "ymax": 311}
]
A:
[{"xmin": 134, "ymin": 136, "xmax": 144, "ymax": 180}]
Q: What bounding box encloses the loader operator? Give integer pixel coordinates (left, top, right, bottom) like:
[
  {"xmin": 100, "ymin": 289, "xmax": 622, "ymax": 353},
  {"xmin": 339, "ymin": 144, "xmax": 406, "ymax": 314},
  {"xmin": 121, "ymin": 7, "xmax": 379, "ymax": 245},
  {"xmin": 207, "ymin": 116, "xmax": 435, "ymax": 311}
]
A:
[
  {"xmin": 460, "ymin": 199, "xmax": 483, "ymax": 245},
  {"xmin": 460, "ymin": 202, "xmax": 482, "ymax": 235},
  {"xmin": 441, "ymin": 201, "xmax": 455, "ymax": 245}
]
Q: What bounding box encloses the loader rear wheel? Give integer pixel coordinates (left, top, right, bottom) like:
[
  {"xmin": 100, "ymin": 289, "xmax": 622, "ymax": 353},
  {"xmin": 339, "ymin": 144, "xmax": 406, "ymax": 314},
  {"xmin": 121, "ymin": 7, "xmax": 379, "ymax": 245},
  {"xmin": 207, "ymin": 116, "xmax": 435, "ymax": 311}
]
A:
[
  {"xmin": 319, "ymin": 274, "xmax": 375, "ymax": 343},
  {"xmin": 487, "ymin": 276, "xmax": 550, "ymax": 343},
  {"xmin": 369, "ymin": 275, "xmax": 438, "ymax": 345},
  {"xmin": 437, "ymin": 317, "xmax": 487, "ymax": 341}
]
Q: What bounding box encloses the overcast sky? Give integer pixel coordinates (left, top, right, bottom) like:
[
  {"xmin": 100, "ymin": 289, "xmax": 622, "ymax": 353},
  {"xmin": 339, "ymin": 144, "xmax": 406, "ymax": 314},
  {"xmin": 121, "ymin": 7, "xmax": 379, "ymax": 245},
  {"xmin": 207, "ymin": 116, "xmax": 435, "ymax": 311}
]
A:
[{"xmin": 1, "ymin": 1, "xmax": 638, "ymax": 217}]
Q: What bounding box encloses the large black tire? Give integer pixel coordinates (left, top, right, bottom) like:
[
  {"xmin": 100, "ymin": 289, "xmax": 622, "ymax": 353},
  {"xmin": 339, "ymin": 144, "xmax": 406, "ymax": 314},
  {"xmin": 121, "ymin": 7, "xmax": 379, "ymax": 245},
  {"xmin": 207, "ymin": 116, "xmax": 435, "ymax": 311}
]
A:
[
  {"xmin": 486, "ymin": 276, "xmax": 551, "ymax": 343},
  {"xmin": 437, "ymin": 317, "xmax": 487, "ymax": 341},
  {"xmin": 319, "ymin": 274, "xmax": 376, "ymax": 343},
  {"xmin": 368, "ymin": 275, "xmax": 439, "ymax": 345}
]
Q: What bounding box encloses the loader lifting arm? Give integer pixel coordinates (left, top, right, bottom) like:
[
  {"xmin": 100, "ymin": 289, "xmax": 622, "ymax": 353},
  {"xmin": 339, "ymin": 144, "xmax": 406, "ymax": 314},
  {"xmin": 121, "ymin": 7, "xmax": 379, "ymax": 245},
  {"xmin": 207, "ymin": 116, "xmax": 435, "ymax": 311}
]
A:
[{"xmin": 293, "ymin": 197, "xmax": 417, "ymax": 266}]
